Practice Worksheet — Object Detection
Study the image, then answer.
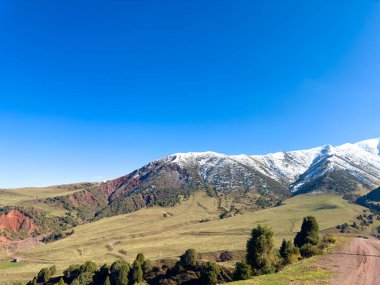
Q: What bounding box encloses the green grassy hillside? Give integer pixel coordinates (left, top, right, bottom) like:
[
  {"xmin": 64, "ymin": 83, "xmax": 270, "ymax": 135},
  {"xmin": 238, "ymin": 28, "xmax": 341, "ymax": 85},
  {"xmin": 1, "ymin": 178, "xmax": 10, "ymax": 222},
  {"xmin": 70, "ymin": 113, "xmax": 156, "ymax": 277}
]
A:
[
  {"xmin": 0, "ymin": 184, "xmax": 93, "ymax": 217},
  {"xmin": 0, "ymin": 192, "xmax": 364, "ymax": 284}
]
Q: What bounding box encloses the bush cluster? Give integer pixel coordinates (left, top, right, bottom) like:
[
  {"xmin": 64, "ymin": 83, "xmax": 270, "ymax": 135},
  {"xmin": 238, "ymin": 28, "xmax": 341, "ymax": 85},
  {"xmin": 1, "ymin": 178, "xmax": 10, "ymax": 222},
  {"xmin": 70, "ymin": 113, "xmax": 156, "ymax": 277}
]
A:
[
  {"xmin": 27, "ymin": 253, "xmax": 153, "ymax": 285},
  {"xmin": 233, "ymin": 216, "xmax": 335, "ymax": 281}
]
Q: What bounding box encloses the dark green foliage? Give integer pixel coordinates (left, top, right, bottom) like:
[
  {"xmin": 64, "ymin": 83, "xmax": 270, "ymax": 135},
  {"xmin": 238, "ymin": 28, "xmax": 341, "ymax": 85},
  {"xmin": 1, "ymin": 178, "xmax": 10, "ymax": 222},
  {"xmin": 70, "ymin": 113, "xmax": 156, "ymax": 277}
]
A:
[
  {"xmin": 336, "ymin": 222, "xmax": 350, "ymax": 233},
  {"xmin": 93, "ymin": 264, "xmax": 110, "ymax": 284},
  {"xmin": 170, "ymin": 261, "xmax": 185, "ymax": 275},
  {"xmin": 80, "ymin": 261, "xmax": 98, "ymax": 274},
  {"xmin": 294, "ymin": 216, "xmax": 319, "ymax": 248},
  {"xmin": 74, "ymin": 271, "xmax": 94, "ymax": 285},
  {"xmin": 357, "ymin": 187, "xmax": 380, "ymax": 213},
  {"xmin": 61, "ymin": 261, "xmax": 99, "ymax": 284},
  {"xmin": 37, "ymin": 267, "xmax": 52, "ymax": 283},
  {"xmin": 167, "ymin": 248, "xmax": 198, "ymax": 276},
  {"xmin": 358, "ymin": 186, "xmax": 380, "ymax": 202},
  {"xmin": 246, "ymin": 225, "xmax": 276, "ymax": 275},
  {"xmin": 42, "ymin": 229, "xmax": 74, "ymax": 243},
  {"xmin": 136, "ymin": 253, "xmax": 145, "ymax": 265},
  {"xmin": 299, "ymin": 243, "xmax": 322, "ymax": 258},
  {"xmin": 142, "ymin": 259, "xmax": 153, "ymax": 274},
  {"xmin": 110, "ymin": 260, "xmax": 130, "ymax": 285},
  {"xmin": 95, "ymin": 195, "xmax": 148, "ymax": 220},
  {"xmin": 130, "ymin": 260, "xmax": 143, "ymax": 284},
  {"xmin": 63, "ymin": 264, "xmax": 82, "ymax": 282},
  {"xmin": 279, "ymin": 239, "xmax": 300, "ymax": 264},
  {"xmin": 200, "ymin": 261, "xmax": 220, "ymax": 285},
  {"xmin": 233, "ymin": 258, "xmax": 252, "ymax": 281},
  {"xmin": 179, "ymin": 248, "xmax": 197, "ymax": 268}
]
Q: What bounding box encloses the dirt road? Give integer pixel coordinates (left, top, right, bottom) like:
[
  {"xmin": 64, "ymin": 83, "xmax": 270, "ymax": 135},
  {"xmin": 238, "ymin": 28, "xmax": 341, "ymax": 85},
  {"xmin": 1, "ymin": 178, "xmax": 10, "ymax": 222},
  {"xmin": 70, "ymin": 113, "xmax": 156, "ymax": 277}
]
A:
[{"xmin": 327, "ymin": 238, "xmax": 380, "ymax": 285}]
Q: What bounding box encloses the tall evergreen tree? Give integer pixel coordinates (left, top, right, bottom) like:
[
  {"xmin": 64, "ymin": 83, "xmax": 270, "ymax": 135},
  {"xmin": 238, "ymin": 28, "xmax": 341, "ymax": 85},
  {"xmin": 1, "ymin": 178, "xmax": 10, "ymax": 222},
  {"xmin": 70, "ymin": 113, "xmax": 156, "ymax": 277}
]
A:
[
  {"xmin": 136, "ymin": 253, "xmax": 145, "ymax": 265},
  {"xmin": 130, "ymin": 260, "xmax": 143, "ymax": 285},
  {"xmin": 294, "ymin": 216, "xmax": 320, "ymax": 247},
  {"xmin": 246, "ymin": 225, "xmax": 276, "ymax": 275}
]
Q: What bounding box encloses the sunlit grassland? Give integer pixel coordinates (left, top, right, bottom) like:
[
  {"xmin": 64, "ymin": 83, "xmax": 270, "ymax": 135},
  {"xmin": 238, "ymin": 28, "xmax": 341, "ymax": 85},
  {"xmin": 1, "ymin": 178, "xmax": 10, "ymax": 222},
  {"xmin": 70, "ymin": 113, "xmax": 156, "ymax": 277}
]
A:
[
  {"xmin": 0, "ymin": 192, "xmax": 364, "ymax": 284},
  {"xmin": 228, "ymin": 256, "xmax": 332, "ymax": 285},
  {"xmin": 0, "ymin": 185, "xmax": 86, "ymax": 216}
]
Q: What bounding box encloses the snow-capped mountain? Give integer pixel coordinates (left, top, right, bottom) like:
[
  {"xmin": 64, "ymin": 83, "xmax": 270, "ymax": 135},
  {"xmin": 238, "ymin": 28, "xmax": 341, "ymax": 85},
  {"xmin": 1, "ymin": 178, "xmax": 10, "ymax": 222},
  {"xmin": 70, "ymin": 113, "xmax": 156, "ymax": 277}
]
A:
[
  {"xmin": 68, "ymin": 138, "xmax": 380, "ymax": 219},
  {"xmin": 169, "ymin": 138, "xmax": 380, "ymax": 194}
]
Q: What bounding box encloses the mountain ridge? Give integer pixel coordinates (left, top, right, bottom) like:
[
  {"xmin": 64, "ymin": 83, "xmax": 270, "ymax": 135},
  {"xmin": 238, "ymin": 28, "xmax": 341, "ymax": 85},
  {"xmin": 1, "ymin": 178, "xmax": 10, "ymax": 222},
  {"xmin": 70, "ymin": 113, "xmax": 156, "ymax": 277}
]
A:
[{"xmin": 50, "ymin": 138, "xmax": 380, "ymax": 220}]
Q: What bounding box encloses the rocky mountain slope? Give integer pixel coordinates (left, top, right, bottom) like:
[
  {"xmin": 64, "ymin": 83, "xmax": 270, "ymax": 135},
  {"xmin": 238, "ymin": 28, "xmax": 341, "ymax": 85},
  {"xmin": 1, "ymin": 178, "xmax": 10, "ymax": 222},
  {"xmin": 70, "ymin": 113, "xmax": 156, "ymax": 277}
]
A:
[{"xmin": 54, "ymin": 138, "xmax": 380, "ymax": 219}]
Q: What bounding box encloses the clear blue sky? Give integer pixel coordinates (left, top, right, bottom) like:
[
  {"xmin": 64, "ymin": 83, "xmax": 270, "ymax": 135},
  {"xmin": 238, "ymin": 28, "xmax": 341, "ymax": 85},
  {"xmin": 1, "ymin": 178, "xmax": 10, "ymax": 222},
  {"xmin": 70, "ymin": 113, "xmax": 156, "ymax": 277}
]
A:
[{"xmin": 1, "ymin": 1, "xmax": 380, "ymax": 188}]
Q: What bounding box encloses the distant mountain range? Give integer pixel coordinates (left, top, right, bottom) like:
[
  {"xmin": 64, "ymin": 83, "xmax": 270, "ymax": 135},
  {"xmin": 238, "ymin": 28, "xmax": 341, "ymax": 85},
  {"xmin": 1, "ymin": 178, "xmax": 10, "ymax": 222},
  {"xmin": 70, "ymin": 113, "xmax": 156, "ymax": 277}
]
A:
[{"xmin": 56, "ymin": 138, "xmax": 380, "ymax": 219}]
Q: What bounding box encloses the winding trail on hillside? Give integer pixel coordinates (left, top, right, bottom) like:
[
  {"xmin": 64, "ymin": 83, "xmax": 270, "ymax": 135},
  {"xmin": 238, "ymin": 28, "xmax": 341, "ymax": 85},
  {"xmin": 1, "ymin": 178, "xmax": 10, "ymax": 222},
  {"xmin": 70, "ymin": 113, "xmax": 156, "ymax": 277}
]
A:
[
  {"xmin": 326, "ymin": 237, "xmax": 380, "ymax": 285},
  {"xmin": 107, "ymin": 240, "xmax": 128, "ymax": 260}
]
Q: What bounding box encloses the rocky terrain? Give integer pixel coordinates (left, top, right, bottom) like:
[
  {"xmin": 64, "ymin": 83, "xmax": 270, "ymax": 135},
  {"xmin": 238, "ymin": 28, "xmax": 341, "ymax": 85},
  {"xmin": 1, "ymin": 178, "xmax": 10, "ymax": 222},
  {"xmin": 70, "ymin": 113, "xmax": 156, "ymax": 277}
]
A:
[{"xmin": 47, "ymin": 138, "xmax": 380, "ymax": 220}]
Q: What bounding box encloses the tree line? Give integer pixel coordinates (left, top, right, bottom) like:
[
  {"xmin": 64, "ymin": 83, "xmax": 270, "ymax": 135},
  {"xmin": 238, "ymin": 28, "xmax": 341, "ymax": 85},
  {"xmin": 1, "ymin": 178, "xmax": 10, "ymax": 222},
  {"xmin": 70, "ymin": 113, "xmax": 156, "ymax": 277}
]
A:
[{"xmin": 23, "ymin": 216, "xmax": 334, "ymax": 285}]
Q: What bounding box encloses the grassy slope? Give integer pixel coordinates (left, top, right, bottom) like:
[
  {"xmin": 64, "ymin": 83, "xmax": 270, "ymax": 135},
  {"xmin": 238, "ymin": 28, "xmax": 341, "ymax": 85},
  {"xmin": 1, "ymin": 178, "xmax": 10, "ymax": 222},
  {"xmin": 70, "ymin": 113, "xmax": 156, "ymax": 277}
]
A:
[
  {"xmin": 0, "ymin": 192, "xmax": 364, "ymax": 284},
  {"xmin": 0, "ymin": 184, "xmax": 89, "ymax": 216},
  {"xmin": 229, "ymin": 236, "xmax": 352, "ymax": 285},
  {"xmin": 229, "ymin": 256, "xmax": 332, "ymax": 285}
]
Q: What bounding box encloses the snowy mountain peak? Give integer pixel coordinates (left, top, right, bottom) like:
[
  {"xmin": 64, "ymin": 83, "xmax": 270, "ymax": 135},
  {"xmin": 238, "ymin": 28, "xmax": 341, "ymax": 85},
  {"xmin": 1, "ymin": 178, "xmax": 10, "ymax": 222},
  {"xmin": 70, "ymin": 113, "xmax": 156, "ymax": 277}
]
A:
[
  {"xmin": 167, "ymin": 138, "xmax": 380, "ymax": 194},
  {"xmin": 96, "ymin": 137, "xmax": 380, "ymax": 218},
  {"xmin": 354, "ymin": 138, "xmax": 380, "ymax": 156}
]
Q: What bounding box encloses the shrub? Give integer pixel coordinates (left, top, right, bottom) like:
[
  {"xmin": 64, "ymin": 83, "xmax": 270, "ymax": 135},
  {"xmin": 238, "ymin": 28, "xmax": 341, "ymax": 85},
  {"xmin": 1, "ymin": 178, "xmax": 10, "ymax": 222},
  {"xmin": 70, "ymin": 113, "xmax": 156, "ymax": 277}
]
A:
[
  {"xmin": 93, "ymin": 263, "xmax": 110, "ymax": 283},
  {"xmin": 110, "ymin": 260, "xmax": 130, "ymax": 285},
  {"xmin": 294, "ymin": 216, "xmax": 319, "ymax": 247},
  {"xmin": 319, "ymin": 233, "xmax": 336, "ymax": 250},
  {"xmin": 170, "ymin": 261, "xmax": 185, "ymax": 275},
  {"xmin": 299, "ymin": 243, "xmax": 322, "ymax": 258},
  {"xmin": 142, "ymin": 259, "xmax": 153, "ymax": 274},
  {"xmin": 37, "ymin": 267, "xmax": 52, "ymax": 283},
  {"xmin": 279, "ymin": 239, "xmax": 300, "ymax": 264},
  {"xmin": 246, "ymin": 225, "xmax": 276, "ymax": 275},
  {"xmin": 73, "ymin": 271, "xmax": 93, "ymax": 285},
  {"xmin": 322, "ymin": 233, "xmax": 336, "ymax": 244},
  {"xmin": 233, "ymin": 258, "xmax": 252, "ymax": 280},
  {"xmin": 63, "ymin": 264, "xmax": 81, "ymax": 282},
  {"xmin": 200, "ymin": 261, "xmax": 221, "ymax": 285},
  {"xmin": 80, "ymin": 261, "xmax": 98, "ymax": 274},
  {"xmin": 179, "ymin": 249, "xmax": 197, "ymax": 268}
]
